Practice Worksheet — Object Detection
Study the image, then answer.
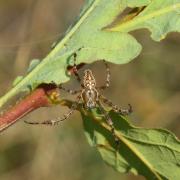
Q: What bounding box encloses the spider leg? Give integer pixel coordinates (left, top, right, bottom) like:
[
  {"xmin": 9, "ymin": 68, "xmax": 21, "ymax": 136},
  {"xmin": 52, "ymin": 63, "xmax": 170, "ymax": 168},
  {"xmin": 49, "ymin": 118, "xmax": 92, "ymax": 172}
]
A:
[
  {"xmin": 24, "ymin": 95, "xmax": 81, "ymax": 126},
  {"xmin": 71, "ymin": 52, "xmax": 82, "ymax": 83},
  {"xmin": 99, "ymin": 95, "xmax": 132, "ymax": 115},
  {"xmin": 66, "ymin": 51, "xmax": 85, "ymax": 89},
  {"xmin": 97, "ymin": 101, "xmax": 121, "ymax": 165},
  {"xmin": 98, "ymin": 60, "xmax": 110, "ymax": 90},
  {"xmin": 57, "ymin": 49, "xmax": 85, "ymax": 95},
  {"xmin": 58, "ymin": 84, "xmax": 81, "ymax": 95},
  {"xmin": 97, "ymin": 101, "xmax": 119, "ymax": 143}
]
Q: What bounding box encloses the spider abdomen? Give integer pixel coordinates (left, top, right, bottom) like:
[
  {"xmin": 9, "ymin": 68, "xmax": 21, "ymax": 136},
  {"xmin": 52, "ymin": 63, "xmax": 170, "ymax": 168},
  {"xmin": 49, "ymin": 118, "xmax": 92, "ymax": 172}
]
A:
[{"xmin": 81, "ymin": 88, "xmax": 99, "ymax": 109}]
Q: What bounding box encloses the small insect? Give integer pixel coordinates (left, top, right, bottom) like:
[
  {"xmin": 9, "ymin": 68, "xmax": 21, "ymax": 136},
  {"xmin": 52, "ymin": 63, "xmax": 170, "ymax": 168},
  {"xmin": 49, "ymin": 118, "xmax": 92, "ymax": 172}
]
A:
[{"xmin": 25, "ymin": 51, "xmax": 132, "ymax": 141}]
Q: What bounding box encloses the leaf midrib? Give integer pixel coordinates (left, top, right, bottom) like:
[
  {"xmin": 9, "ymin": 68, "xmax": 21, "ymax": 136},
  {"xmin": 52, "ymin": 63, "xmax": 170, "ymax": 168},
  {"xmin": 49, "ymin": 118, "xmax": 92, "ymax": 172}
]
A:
[
  {"xmin": 109, "ymin": 3, "xmax": 180, "ymax": 31},
  {"xmin": 0, "ymin": 0, "xmax": 100, "ymax": 108},
  {"xmin": 92, "ymin": 116, "xmax": 163, "ymax": 180}
]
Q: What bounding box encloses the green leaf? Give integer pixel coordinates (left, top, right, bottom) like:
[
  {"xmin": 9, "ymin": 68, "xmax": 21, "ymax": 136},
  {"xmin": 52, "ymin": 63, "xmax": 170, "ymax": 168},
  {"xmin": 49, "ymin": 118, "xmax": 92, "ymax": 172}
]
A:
[
  {"xmin": 81, "ymin": 109, "xmax": 180, "ymax": 180},
  {"xmin": 12, "ymin": 76, "xmax": 24, "ymax": 87},
  {"xmin": 0, "ymin": 0, "xmax": 179, "ymax": 107},
  {"xmin": 108, "ymin": 1, "xmax": 180, "ymax": 41},
  {"xmin": 0, "ymin": 0, "xmax": 139, "ymax": 107},
  {"xmin": 27, "ymin": 59, "xmax": 41, "ymax": 73}
]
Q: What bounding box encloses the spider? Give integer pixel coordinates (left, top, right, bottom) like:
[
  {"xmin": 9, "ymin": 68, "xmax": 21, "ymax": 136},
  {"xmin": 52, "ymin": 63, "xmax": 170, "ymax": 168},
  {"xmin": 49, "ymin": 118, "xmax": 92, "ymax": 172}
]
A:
[{"xmin": 25, "ymin": 52, "xmax": 132, "ymax": 141}]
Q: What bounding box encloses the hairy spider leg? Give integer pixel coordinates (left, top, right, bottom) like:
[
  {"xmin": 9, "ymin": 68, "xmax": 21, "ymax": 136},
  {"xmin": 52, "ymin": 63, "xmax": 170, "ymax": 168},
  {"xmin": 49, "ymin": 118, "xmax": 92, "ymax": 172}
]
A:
[
  {"xmin": 58, "ymin": 51, "xmax": 84, "ymax": 95},
  {"xmin": 97, "ymin": 101, "xmax": 119, "ymax": 143},
  {"xmin": 97, "ymin": 100, "xmax": 121, "ymax": 166},
  {"xmin": 71, "ymin": 52, "xmax": 82, "ymax": 83},
  {"xmin": 98, "ymin": 60, "xmax": 111, "ymax": 90},
  {"xmin": 99, "ymin": 95, "xmax": 132, "ymax": 115},
  {"xmin": 58, "ymin": 84, "xmax": 81, "ymax": 95},
  {"xmin": 24, "ymin": 95, "xmax": 81, "ymax": 125},
  {"xmin": 70, "ymin": 47, "xmax": 86, "ymax": 84}
]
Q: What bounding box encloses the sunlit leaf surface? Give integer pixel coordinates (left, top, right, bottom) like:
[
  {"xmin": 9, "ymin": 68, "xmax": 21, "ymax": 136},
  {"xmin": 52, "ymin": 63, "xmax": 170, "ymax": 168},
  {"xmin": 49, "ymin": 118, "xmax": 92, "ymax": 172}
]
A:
[{"xmin": 81, "ymin": 109, "xmax": 180, "ymax": 180}]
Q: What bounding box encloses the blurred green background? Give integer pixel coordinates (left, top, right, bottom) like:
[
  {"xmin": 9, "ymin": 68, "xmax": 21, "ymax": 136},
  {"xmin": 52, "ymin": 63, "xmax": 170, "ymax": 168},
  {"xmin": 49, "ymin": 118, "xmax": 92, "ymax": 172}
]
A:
[{"xmin": 0, "ymin": 1, "xmax": 179, "ymax": 180}]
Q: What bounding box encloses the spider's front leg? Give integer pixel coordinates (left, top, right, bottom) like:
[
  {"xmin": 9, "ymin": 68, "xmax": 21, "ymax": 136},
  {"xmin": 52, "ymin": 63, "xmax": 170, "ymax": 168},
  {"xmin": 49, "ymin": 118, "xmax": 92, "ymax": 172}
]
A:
[
  {"xmin": 68, "ymin": 48, "xmax": 86, "ymax": 84},
  {"xmin": 99, "ymin": 95, "xmax": 132, "ymax": 116},
  {"xmin": 24, "ymin": 95, "xmax": 81, "ymax": 125},
  {"xmin": 69, "ymin": 52, "xmax": 82, "ymax": 83},
  {"xmin": 58, "ymin": 51, "xmax": 84, "ymax": 95}
]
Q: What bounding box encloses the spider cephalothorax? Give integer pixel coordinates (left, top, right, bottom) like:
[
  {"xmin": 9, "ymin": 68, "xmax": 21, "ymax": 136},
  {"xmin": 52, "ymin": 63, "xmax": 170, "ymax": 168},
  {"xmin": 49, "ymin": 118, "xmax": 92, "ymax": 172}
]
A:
[{"xmin": 25, "ymin": 51, "xmax": 132, "ymax": 140}]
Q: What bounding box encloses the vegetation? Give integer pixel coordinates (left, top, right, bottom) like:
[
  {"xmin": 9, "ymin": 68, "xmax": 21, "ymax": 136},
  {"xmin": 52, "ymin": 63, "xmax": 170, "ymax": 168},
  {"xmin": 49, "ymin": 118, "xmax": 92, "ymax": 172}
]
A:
[{"xmin": 0, "ymin": 0, "xmax": 179, "ymax": 179}]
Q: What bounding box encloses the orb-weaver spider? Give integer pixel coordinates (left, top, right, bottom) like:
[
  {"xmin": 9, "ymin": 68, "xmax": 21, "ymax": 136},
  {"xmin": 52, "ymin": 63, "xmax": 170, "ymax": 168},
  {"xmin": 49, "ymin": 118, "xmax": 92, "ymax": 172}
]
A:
[{"xmin": 25, "ymin": 51, "xmax": 132, "ymax": 141}]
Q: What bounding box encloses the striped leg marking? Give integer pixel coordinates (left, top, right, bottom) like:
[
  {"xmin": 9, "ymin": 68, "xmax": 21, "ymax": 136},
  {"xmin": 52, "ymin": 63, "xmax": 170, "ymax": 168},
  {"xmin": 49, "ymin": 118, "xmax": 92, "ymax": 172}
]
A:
[
  {"xmin": 58, "ymin": 84, "xmax": 81, "ymax": 95},
  {"xmin": 24, "ymin": 96, "xmax": 81, "ymax": 126},
  {"xmin": 97, "ymin": 101, "xmax": 119, "ymax": 143},
  {"xmin": 100, "ymin": 95, "xmax": 132, "ymax": 115}
]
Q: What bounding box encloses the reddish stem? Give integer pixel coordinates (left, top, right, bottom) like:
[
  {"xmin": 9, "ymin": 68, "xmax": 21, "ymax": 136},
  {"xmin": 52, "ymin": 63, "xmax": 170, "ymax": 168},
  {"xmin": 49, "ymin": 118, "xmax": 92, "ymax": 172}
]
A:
[
  {"xmin": 0, "ymin": 85, "xmax": 57, "ymax": 132},
  {"xmin": 0, "ymin": 63, "xmax": 85, "ymax": 133}
]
